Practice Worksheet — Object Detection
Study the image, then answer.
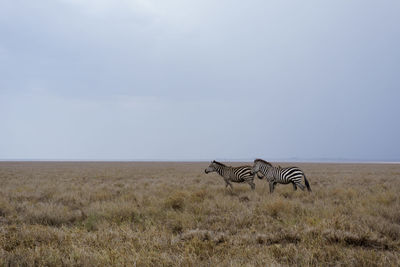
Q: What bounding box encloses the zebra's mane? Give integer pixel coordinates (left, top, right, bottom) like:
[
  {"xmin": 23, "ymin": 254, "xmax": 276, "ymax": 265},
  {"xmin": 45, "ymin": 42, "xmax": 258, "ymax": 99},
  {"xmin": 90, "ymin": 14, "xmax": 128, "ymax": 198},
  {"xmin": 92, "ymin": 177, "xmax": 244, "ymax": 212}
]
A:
[
  {"xmin": 254, "ymin": 158, "xmax": 273, "ymax": 167},
  {"xmin": 213, "ymin": 160, "xmax": 226, "ymax": 166}
]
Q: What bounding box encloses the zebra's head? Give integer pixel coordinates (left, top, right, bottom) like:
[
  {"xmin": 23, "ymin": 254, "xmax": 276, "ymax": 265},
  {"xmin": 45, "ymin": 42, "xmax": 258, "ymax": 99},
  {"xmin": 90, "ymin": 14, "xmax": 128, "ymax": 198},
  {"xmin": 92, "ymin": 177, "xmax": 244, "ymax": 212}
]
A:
[
  {"xmin": 252, "ymin": 159, "xmax": 272, "ymax": 177},
  {"xmin": 205, "ymin": 160, "xmax": 221, "ymax": 174},
  {"xmin": 251, "ymin": 160, "xmax": 262, "ymax": 175}
]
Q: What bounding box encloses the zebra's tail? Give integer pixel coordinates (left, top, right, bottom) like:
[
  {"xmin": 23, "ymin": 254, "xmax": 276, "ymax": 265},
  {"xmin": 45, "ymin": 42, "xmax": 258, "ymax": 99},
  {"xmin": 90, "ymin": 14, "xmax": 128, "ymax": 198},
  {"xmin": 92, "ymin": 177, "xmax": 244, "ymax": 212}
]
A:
[{"xmin": 304, "ymin": 174, "xmax": 312, "ymax": 192}]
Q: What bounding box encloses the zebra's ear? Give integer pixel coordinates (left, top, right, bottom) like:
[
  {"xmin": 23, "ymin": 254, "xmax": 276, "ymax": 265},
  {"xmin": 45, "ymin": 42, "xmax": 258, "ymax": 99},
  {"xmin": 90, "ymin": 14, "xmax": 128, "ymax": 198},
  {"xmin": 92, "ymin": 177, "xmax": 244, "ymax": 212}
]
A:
[{"xmin": 212, "ymin": 160, "xmax": 216, "ymax": 163}]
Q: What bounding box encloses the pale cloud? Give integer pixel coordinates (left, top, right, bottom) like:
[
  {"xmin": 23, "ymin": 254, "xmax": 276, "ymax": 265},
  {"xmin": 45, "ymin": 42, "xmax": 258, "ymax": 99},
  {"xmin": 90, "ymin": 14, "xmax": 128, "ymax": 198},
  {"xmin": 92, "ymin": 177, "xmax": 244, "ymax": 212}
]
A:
[
  {"xmin": 57, "ymin": 0, "xmax": 158, "ymax": 18},
  {"xmin": 56, "ymin": 0, "xmax": 204, "ymax": 31}
]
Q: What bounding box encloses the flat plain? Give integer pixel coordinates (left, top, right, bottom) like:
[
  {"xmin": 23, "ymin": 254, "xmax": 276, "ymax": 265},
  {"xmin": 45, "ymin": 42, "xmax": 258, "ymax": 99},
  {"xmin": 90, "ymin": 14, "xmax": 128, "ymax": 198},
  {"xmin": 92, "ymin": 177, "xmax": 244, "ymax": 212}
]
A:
[{"xmin": 0, "ymin": 161, "xmax": 399, "ymax": 266}]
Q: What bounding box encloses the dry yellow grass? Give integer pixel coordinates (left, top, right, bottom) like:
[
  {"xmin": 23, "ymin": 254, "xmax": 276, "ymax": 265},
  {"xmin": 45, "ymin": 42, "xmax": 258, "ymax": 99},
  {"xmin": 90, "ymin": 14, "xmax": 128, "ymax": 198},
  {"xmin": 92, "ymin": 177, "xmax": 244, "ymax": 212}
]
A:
[{"xmin": 0, "ymin": 161, "xmax": 399, "ymax": 266}]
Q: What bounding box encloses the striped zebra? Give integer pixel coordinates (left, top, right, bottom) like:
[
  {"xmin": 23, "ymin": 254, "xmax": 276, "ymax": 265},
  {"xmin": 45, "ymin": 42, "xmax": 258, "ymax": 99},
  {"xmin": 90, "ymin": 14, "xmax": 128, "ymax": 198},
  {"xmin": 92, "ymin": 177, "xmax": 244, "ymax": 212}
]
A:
[
  {"xmin": 251, "ymin": 159, "xmax": 311, "ymax": 193},
  {"xmin": 205, "ymin": 160, "xmax": 256, "ymax": 190}
]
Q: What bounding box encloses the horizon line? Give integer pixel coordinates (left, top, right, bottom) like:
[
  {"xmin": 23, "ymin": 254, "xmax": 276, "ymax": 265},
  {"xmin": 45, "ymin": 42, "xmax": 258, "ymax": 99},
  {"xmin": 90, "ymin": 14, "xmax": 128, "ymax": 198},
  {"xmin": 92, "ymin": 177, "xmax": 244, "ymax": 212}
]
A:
[{"xmin": 1, "ymin": 158, "xmax": 399, "ymax": 164}]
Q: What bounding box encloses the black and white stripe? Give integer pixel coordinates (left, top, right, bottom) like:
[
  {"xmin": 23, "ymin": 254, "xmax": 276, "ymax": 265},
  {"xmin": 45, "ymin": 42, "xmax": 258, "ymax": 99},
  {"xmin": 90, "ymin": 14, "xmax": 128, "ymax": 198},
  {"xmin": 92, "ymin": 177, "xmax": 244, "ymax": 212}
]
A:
[
  {"xmin": 252, "ymin": 159, "xmax": 311, "ymax": 193},
  {"xmin": 205, "ymin": 160, "xmax": 256, "ymax": 190}
]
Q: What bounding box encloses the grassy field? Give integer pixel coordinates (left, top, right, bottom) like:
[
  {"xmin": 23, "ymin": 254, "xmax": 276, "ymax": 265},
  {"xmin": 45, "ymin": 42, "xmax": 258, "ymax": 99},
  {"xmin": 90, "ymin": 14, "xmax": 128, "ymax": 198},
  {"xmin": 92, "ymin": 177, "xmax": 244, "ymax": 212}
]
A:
[{"xmin": 0, "ymin": 161, "xmax": 399, "ymax": 266}]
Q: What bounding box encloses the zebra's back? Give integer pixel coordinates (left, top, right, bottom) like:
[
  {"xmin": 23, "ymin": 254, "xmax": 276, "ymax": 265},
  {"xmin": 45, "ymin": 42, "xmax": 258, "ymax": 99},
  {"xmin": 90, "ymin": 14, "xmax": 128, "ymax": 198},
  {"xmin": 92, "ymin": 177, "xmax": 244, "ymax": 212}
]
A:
[
  {"xmin": 276, "ymin": 167, "xmax": 304, "ymax": 183},
  {"xmin": 230, "ymin": 166, "xmax": 254, "ymax": 182}
]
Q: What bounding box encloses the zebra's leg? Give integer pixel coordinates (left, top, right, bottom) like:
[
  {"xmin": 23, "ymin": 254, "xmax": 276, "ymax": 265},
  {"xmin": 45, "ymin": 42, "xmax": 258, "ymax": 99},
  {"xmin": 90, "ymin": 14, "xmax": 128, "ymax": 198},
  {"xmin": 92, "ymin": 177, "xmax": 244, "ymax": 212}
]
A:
[
  {"xmin": 248, "ymin": 181, "xmax": 255, "ymax": 190},
  {"xmin": 226, "ymin": 181, "xmax": 233, "ymax": 190},
  {"xmin": 269, "ymin": 181, "xmax": 275, "ymax": 193},
  {"xmin": 292, "ymin": 182, "xmax": 297, "ymax": 191},
  {"xmin": 296, "ymin": 182, "xmax": 305, "ymax": 191}
]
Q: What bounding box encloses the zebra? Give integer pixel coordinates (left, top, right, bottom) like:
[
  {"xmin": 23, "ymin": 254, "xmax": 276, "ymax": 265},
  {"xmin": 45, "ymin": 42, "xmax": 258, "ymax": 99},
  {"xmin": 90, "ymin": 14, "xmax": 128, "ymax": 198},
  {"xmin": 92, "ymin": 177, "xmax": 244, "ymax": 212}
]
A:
[
  {"xmin": 205, "ymin": 160, "xmax": 256, "ymax": 190},
  {"xmin": 251, "ymin": 159, "xmax": 311, "ymax": 193}
]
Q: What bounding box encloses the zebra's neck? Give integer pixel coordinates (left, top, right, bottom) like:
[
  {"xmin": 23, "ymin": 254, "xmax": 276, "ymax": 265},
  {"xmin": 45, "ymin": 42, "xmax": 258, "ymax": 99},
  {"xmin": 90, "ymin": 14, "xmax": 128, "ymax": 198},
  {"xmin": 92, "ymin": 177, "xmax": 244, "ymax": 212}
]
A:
[
  {"xmin": 263, "ymin": 164, "xmax": 274, "ymax": 175},
  {"xmin": 216, "ymin": 165, "xmax": 229, "ymax": 177}
]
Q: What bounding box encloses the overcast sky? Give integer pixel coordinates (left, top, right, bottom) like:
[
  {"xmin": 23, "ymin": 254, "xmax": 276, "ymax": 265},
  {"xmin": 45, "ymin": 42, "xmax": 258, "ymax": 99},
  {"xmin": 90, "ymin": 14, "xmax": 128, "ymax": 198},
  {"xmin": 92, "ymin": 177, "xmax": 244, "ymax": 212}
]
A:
[{"xmin": 1, "ymin": 0, "xmax": 399, "ymax": 161}]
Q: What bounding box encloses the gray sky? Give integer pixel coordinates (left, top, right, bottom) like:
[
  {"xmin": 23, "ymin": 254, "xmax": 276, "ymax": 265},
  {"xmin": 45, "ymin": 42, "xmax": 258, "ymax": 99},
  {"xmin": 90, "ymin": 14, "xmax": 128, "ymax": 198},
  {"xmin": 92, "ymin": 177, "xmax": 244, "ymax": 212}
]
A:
[{"xmin": 1, "ymin": 0, "xmax": 399, "ymax": 161}]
